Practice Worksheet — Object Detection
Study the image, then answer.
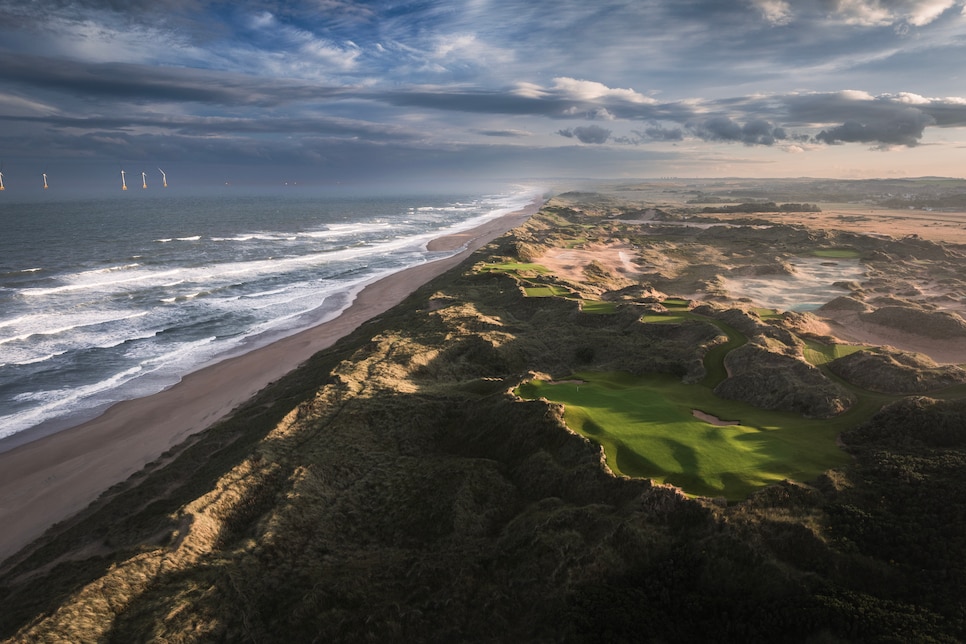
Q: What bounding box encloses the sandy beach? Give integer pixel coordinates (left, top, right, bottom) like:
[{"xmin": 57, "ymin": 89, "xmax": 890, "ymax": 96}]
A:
[{"xmin": 0, "ymin": 200, "xmax": 541, "ymax": 564}]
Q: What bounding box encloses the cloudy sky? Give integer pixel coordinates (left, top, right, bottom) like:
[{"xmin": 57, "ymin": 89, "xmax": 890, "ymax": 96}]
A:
[{"xmin": 1, "ymin": 0, "xmax": 966, "ymax": 189}]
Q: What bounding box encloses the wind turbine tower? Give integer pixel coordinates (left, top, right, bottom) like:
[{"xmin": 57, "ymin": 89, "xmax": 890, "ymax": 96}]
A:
[
  {"xmin": 43, "ymin": 172, "xmax": 48, "ymax": 189},
  {"xmin": 0, "ymin": 170, "xmax": 5, "ymax": 191},
  {"xmin": 142, "ymin": 171, "xmax": 148, "ymax": 189},
  {"xmin": 121, "ymin": 169, "xmax": 128, "ymax": 191},
  {"xmin": 159, "ymin": 168, "xmax": 167, "ymax": 188}
]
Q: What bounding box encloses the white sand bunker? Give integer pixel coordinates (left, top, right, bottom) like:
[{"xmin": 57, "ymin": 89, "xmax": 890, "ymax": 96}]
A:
[{"xmin": 721, "ymin": 257, "xmax": 865, "ymax": 312}]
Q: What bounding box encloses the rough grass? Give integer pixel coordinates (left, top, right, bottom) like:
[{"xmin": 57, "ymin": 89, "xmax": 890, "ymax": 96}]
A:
[
  {"xmin": 516, "ymin": 371, "xmax": 855, "ymax": 500},
  {"xmin": 641, "ymin": 308, "xmax": 745, "ymax": 388}
]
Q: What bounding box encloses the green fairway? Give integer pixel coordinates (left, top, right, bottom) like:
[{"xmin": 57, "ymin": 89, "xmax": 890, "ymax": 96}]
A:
[
  {"xmin": 516, "ymin": 372, "xmax": 856, "ymax": 500},
  {"xmin": 813, "ymin": 248, "xmax": 861, "ymax": 258},
  {"xmin": 640, "ymin": 307, "xmax": 746, "ymax": 387},
  {"xmin": 580, "ymin": 300, "xmax": 617, "ymax": 314},
  {"xmin": 754, "ymin": 307, "xmax": 782, "ymax": 321},
  {"xmin": 803, "ymin": 340, "xmax": 867, "ymax": 366},
  {"xmin": 479, "ymin": 262, "xmax": 551, "ymax": 274},
  {"xmin": 662, "ymin": 298, "xmax": 691, "ymax": 309},
  {"xmin": 523, "ymin": 284, "xmax": 572, "ymax": 297}
]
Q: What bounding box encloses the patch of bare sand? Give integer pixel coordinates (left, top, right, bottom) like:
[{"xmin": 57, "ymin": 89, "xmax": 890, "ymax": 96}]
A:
[
  {"xmin": 702, "ymin": 206, "xmax": 966, "ymax": 245},
  {"xmin": 692, "ymin": 409, "xmax": 739, "ymax": 426},
  {"xmin": 820, "ymin": 310, "xmax": 966, "ymax": 365},
  {"xmin": 534, "ymin": 241, "xmax": 642, "ymax": 283}
]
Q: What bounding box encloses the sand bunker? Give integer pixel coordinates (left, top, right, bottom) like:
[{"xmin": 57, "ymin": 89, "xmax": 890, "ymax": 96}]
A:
[
  {"xmin": 692, "ymin": 409, "xmax": 739, "ymax": 426},
  {"xmin": 720, "ymin": 257, "xmax": 865, "ymax": 312},
  {"xmin": 534, "ymin": 242, "xmax": 641, "ymax": 283}
]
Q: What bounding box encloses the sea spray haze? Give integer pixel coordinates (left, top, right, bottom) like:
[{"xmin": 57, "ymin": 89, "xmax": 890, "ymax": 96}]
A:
[{"xmin": 0, "ymin": 186, "xmax": 539, "ymax": 443}]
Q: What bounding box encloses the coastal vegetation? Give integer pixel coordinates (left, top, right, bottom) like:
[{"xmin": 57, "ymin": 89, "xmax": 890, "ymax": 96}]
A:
[{"xmin": 3, "ymin": 184, "xmax": 966, "ymax": 642}]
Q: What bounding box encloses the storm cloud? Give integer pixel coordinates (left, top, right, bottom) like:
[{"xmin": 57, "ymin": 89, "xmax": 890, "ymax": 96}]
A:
[{"xmin": 558, "ymin": 125, "xmax": 612, "ymax": 144}]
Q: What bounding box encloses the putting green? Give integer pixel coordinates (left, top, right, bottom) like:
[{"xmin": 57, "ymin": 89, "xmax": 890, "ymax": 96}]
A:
[
  {"xmin": 523, "ymin": 285, "xmax": 572, "ymax": 297},
  {"xmin": 813, "ymin": 248, "xmax": 861, "ymax": 259},
  {"xmin": 803, "ymin": 340, "xmax": 867, "ymax": 366},
  {"xmin": 580, "ymin": 300, "xmax": 617, "ymax": 314},
  {"xmin": 516, "ymin": 372, "xmax": 855, "ymax": 500},
  {"xmin": 479, "ymin": 262, "xmax": 551, "ymax": 274}
]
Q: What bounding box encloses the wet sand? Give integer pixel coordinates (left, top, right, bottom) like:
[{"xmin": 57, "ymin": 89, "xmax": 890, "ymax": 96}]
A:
[{"xmin": 0, "ymin": 200, "xmax": 541, "ymax": 563}]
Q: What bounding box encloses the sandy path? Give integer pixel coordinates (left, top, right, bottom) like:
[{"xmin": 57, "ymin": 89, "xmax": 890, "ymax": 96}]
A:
[{"xmin": 0, "ymin": 200, "xmax": 541, "ymax": 564}]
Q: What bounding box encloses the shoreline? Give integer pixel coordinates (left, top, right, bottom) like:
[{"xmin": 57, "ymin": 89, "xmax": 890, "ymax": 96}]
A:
[{"xmin": 0, "ymin": 199, "xmax": 541, "ymax": 563}]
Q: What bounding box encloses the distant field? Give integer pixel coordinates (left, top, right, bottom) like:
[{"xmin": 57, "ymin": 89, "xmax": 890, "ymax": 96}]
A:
[
  {"xmin": 516, "ymin": 372, "xmax": 855, "ymax": 500},
  {"xmin": 812, "ymin": 248, "xmax": 861, "ymax": 259},
  {"xmin": 479, "ymin": 262, "xmax": 551, "ymax": 274}
]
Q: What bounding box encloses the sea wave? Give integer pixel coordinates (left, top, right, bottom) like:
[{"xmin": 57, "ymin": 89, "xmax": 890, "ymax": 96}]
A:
[{"xmin": 0, "ymin": 185, "xmax": 542, "ymax": 442}]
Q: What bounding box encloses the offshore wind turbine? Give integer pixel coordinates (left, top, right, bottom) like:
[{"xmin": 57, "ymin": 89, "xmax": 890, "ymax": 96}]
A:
[
  {"xmin": 158, "ymin": 168, "xmax": 167, "ymax": 187},
  {"xmin": 120, "ymin": 169, "xmax": 128, "ymax": 191},
  {"xmin": 141, "ymin": 171, "xmax": 147, "ymax": 189},
  {"xmin": 43, "ymin": 172, "xmax": 48, "ymax": 189},
  {"xmin": 0, "ymin": 165, "xmax": 5, "ymax": 191}
]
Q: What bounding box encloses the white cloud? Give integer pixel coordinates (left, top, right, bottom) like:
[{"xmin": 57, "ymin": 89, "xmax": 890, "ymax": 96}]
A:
[
  {"xmin": 828, "ymin": 0, "xmax": 959, "ymax": 27},
  {"xmin": 752, "ymin": 0, "xmax": 794, "ymax": 25},
  {"xmin": 831, "ymin": 0, "xmax": 894, "ymax": 26},
  {"xmin": 250, "ymin": 11, "xmax": 276, "ymax": 30},
  {"xmin": 895, "ymin": 91, "xmax": 931, "ymax": 104},
  {"xmin": 299, "ymin": 38, "xmax": 361, "ymax": 71},
  {"xmin": 905, "ymin": 0, "xmax": 957, "ymax": 25},
  {"xmin": 0, "ymin": 93, "xmax": 59, "ymax": 117},
  {"xmin": 512, "ymin": 82, "xmax": 549, "ymax": 99},
  {"xmin": 838, "ymin": 89, "xmax": 877, "ymax": 101},
  {"xmin": 551, "ymin": 77, "xmax": 656, "ymax": 104}
]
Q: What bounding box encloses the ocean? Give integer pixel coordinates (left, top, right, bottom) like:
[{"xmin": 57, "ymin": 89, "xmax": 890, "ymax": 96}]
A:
[{"xmin": 0, "ymin": 185, "xmax": 539, "ymax": 445}]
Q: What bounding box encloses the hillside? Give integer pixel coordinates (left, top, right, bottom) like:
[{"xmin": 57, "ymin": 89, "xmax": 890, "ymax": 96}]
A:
[{"xmin": 2, "ymin": 194, "xmax": 966, "ymax": 642}]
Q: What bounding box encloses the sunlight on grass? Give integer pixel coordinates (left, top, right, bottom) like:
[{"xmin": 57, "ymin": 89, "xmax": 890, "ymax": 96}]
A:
[
  {"xmin": 813, "ymin": 248, "xmax": 861, "ymax": 259},
  {"xmin": 524, "ymin": 285, "xmax": 572, "ymax": 297},
  {"xmin": 754, "ymin": 307, "xmax": 782, "ymax": 321},
  {"xmin": 581, "ymin": 300, "xmax": 617, "ymax": 314},
  {"xmin": 516, "ymin": 371, "xmax": 858, "ymax": 501},
  {"xmin": 479, "ymin": 262, "xmax": 552, "ymax": 274},
  {"xmin": 662, "ymin": 298, "xmax": 691, "ymax": 309},
  {"xmin": 803, "ymin": 340, "xmax": 867, "ymax": 366}
]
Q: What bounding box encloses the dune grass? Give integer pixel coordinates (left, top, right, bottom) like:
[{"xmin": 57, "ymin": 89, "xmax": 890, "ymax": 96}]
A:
[
  {"xmin": 640, "ymin": 306, "xmax": 746, "ymax": 388},
  {"xmin": 516, "ymin": 372, "xmax": 855, "ymax": 500}
]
